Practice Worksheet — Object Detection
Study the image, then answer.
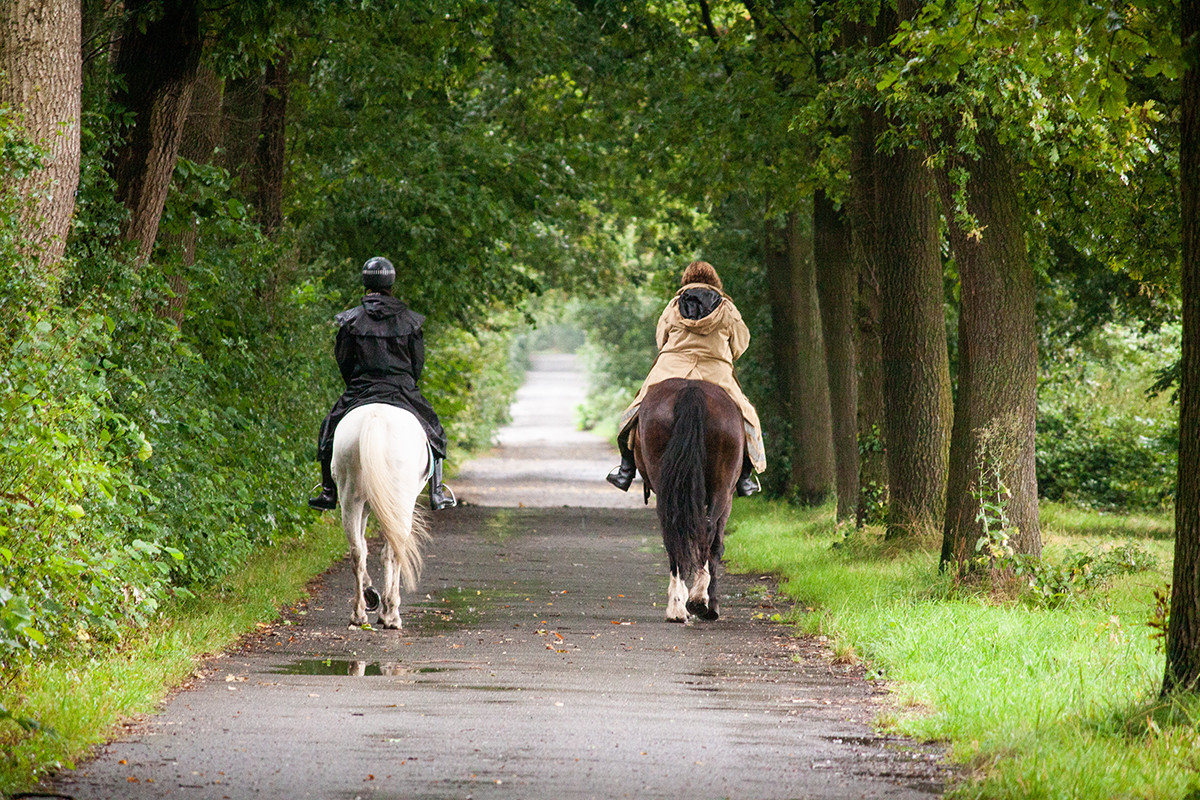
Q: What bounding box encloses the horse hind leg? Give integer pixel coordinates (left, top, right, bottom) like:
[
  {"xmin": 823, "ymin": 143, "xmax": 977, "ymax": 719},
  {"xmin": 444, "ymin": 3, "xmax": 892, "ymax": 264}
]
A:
[
  {"xmin": 376, "ymin": 541, "xmax": 403, "ymax": 630},
  {"xmin": 685, "ymin": 565, "xmax": 714, "ymax": 620},
  {"xmin": 666, "ymin": 567, "xmax": 690, "ymax": 623},
  {"xmin": 686, "ymin": 514, "xmax": 721, "ymax": 621}
]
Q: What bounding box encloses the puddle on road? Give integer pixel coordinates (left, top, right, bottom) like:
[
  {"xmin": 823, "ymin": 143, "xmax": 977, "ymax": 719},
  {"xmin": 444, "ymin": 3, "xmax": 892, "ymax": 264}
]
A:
[
  {"xmin": 269, "ymin": 659, "xmax": 455, "ymax": 676},
  {"xmin": 410, "ymin": 587, "xmax": 487, "ymax": 632}
]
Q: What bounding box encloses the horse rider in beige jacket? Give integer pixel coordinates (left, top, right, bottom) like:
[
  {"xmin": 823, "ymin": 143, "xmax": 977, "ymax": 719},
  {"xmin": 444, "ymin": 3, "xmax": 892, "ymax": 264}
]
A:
[{"xmin": 606, "ymin": 260, "xmax": 766, "ymax": 496}]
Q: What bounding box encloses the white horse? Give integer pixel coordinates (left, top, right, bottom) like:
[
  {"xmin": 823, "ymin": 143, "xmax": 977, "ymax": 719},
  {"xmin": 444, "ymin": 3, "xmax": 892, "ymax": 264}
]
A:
[{"xmin": 332, "ymin": 403, "xmax": 431, "ymax": 629}]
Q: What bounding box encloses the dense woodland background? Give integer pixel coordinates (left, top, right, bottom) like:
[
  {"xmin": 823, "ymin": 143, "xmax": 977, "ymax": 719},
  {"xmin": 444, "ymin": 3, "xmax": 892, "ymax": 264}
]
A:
[{"xmin": 1, "ymin": 0, "xmax": 1198, "ymax": 694}]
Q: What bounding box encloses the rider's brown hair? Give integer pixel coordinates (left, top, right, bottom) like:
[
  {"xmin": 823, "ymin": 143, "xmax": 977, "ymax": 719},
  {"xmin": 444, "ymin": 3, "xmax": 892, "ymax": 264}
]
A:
[{"xmin": 680, "ymin": 260, "xmax": 722, "ymax": 291}]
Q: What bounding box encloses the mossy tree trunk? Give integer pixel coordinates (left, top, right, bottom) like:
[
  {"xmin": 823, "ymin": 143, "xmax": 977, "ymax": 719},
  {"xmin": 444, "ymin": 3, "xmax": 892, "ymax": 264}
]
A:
[
  {"xmin": 257, "ymin": 51, "xmax": 289, "ymax": 237},
  {"xmin": 814, "ymin": 189, "xmax": 859, "ymax": 521},
  {"xmin": 0, "ymin": 0, "xmax": 81, "ymax": 281},
  {"xmin": 937, "ymin": 129, "xmax": 1041, "ymax": 568},
  {"xmin": 1164, "ymin": 0, "xmax": 1200, "ymax": 695},
  {"xmin": 110, "ymin": 0, "xmax": 203, "ymax": 265},
  {"xmin": 765, "ymin": 209, "xmax": 836, "ymax": 503},
  {"xmin": 875, "ymin": 145, "xmax": 951, "ymax": 537},
  {"xmin": 873, "ymin": 0, "xmax": 952, "ymax": 539},
  {"xmin": 845, "ymin": 20, "xmax": 889, "ymax": 528},
  {"xmin": 159, "ymin": 65, "xmax": 222, "ymax": 328},
  {"xmin": 219, "ymin": 70, "xmax": 263, "ymax": 198}
]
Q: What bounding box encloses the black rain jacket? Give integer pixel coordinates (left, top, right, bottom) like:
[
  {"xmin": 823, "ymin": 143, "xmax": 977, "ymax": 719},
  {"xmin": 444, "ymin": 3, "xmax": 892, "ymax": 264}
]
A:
[{"xmin": 317, "ymin": 293, "xmax": 447, "ymax": 459}]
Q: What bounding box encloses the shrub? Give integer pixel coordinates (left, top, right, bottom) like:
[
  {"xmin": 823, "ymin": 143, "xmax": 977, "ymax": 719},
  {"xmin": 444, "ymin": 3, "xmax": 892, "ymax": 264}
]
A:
[{"xmin": 1037, "ymin": 323, "xmax": 1178, "ymax": 510}]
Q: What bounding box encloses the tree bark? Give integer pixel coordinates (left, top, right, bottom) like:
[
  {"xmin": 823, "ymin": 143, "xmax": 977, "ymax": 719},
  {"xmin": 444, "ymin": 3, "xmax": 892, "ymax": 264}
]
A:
[
  {"xmin": 937, "ymin": 130, "xmax": 1041, "ymax": 567},
  {"xmin": 1164, "ymin": 0, "xmax": 1200, "ymax": 694},
  {"xmin": 159, "ymin": 64, "xmax": 222, "ymax": 327},
  {"xmin": 843, "ymin": 19, "xmax": 888, "ymax": 527},
  {"xmin": 0, "ymin": 0, "xmax": 82, "ymax": 280},
  {"xmin": 875, "ymin": 138, "xmax": 952, "ymax": 538},
  {"xmin": 219, "ymin": 70, "xmax": 263, "ymax": 199},
  {"xmin": 765, "ymin": 214, "xmax": 798, "ymax": 486},
  {"xmin": 257, "ymin": 52, "xmax": 288, "ymax": 236},
  {"xmin": 766, "ymin": 208, "xmax": 835, "ymax": 504},
  {"xmin": 870, "ymin": 0, "xmax": 951, "ymax": 539},
  {"xmin": 109, "ymin": 0, "xmax": 202, "ymax": 265},
  {"xmin": 814, "ymin": 189, "xmax": 859, "ymax": 521}
]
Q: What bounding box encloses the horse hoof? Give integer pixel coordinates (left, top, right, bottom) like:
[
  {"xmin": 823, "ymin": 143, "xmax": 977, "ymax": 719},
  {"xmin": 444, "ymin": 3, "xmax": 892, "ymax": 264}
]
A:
[
  {"xmin": 376, "ymin": 617, "xmax": 402, "ymax": 630},
  {"xmin": 686, "ymin": 599, "xmax": 709, "ymax": 618},
  {"xmin": 363, "ymin": 586, "xmax": 381, "ymax": 613}
]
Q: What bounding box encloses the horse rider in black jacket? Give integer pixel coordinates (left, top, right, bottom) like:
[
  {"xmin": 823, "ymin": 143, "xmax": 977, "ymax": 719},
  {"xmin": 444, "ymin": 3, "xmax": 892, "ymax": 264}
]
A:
[{"xmin": 308, "ymin": 257, "xmax": 456, "ymax": 512}]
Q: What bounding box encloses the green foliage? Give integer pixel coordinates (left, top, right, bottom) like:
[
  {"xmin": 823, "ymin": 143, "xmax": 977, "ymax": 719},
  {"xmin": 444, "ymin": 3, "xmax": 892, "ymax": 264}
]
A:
[
  {"xmin": 423, "ymin": 321, "xmax": 523, "ymax": 453},
  {"xmin": 968, "ymin": 420, "xmax": 1160, "ymax": 605},
  {"xmin": 0, "ymin": 113, "xmax": 179, "ymax": 670},
  {"xmin": 1011, "ymin": 542, "xmax": 1159, "ymax": 605},
  {"xmin": 576, "ymin": 284, "xmax": 666, "ymax": 434},
  {"xmin": 1037, "ymin": 323, "xmax": 1179, "ymax": 510}
]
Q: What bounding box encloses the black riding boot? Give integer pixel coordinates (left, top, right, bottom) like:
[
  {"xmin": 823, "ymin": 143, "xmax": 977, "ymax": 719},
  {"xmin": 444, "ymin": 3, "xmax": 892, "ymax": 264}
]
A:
[
  {"xmin": 308, "ymin": 450, "xmax": 338, "ymax": 511},
  {"xmin": 606, "ymin": 437, "xmax": 636, "ymax": 491},
  {"xmin": 429, "ymin": 457, "xmax": 456, "ymax": 510},
  {"xmin": 736, "ymin": 452, "xmax": 760, "ymax": 497}
]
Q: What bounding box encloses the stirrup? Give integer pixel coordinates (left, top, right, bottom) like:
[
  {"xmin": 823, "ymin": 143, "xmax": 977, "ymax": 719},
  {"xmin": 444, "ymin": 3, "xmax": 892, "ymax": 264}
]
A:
[
  {"xmin": 606, "ymin": 464, "xmax": 635, "ymax": 492},
  {"xmin": 431, "ymin": 484, "xmax": 457, "ymax": 510},
  {"xmin": 736, "ymin": 472, "xmax": 761, "ymax": 497},
  {"xmin": 308, "ymin": 487, "xmax": 337, "ymax": 511}
]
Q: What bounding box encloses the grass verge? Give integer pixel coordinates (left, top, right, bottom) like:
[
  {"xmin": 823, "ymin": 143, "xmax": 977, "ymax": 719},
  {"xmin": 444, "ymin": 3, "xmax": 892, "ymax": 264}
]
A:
[
  {"xmin": 0, "ymin": 519, "xmax": 345, "ymax": 795},
  {"xmin": 724, "ymin": 498, "xmax": 1200, "ymax": 799}
]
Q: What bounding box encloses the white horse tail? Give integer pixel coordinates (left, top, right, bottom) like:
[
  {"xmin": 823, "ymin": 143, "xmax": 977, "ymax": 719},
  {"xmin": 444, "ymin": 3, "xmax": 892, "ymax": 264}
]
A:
[{"xmin": 358, "ymin": 409, "xmax": 430, "ymax": 592}]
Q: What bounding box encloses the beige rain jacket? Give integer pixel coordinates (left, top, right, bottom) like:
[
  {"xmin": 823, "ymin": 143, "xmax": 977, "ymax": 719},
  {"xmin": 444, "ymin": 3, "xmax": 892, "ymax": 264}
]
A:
[{"xmin": 619, "ymin": 283, "xmax": 766, "ymax": 472}]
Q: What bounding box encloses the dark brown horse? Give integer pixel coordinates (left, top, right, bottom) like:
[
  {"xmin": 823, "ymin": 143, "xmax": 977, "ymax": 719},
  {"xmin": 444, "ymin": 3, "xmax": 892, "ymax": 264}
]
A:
[{"xmin": 635, "ymin": 378, "xmax": 744, "ymax": 622}]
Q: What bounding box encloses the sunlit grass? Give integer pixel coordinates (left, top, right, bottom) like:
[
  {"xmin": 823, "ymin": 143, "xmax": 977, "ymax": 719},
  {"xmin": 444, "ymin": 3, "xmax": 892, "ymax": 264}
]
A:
[
  {"xmin": 1041, "ymin": 500, "xmax": 1174, "ymax": 541},
  {"xmin": 725, "ymin": 498, "xmax": 1195, "ymax": 800},
  {"xmin": 0, "ymin": 519, "xmax": 346, "ymax": 794}
]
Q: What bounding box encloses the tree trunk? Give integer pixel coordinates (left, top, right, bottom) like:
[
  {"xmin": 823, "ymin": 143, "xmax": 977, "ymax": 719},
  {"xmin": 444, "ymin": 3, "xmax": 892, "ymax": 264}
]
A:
[
  {"xmin": 1164, "ymin": 0, "xmax": 1200, "ymax": 695},
  {"xmin": 875, "ymin": 138, "xmax": 952, "ymax": 538},
  {"xmin": 109, "ymin": 0, "xmax": 202, "ymax": 265},
  {"xmin": 844, "ymin": 20, "xmax": 888, "ymax": 527},
  {"xmin": 764, "ymin": 210, "xmax": 836, "ymax": 503},
  {"xmin": 0, "ymin": 0, "xmax": 82, "ymax": 281},
  {"xmin": 765, "ymin": 214, "xmax": 798, "ymax": 488},
  {"xmin": 814, "ymin": 189, "xmax": 859, "ymax": 521},
  {"xmin": 219, "ymin": 70, "xmax": 263, "ymax": 200},
  {"xmin": 871, "ymin": 0, "xmax": 952, "ymax": 539},
  {"xmin": 257, "ymin": 52, "xmax": 288, "ymax": 236},
  {"xmin": 159, "ymin": 65, "xmax": 222, "ymax": 327},
  {"xmin": 937, "ymin": 130, "xmax": 1041, "ymax": 567}
]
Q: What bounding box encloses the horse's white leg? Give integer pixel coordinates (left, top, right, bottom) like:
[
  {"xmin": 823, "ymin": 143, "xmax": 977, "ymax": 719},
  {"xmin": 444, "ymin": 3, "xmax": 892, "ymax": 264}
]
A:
[
  {"xmin": 343, "ymin": 500, "xmax": 370, "ymax": 626},
  {"xmin": 377, "ymin": 541, "xmax": 402, "ymax": 630},
  {"xmin": 665, "ymin": 571, "xmax": 689, "ymax": 622},
  {"xmin": 686, "ymin": 565, "xmax": 711, "ymax": 617}
]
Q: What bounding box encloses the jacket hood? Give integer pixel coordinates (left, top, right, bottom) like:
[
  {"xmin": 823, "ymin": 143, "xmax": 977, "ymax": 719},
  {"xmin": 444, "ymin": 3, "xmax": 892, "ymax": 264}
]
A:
[
  {"xmin": 363, "ymin": 293, "xmax": 406, "ymax": 319},
  {"xmin": 672, "ymin": 283, "xmax": 732, "ymax": 335}
]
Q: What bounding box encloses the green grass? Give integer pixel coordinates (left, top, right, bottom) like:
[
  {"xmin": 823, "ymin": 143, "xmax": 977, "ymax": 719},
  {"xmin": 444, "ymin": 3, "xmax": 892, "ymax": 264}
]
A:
[
  {"xmin": 0, "ymin": 519, "xmax": 346, "ymax": 795},
  {"xmin": 725, "ymin": 498, "xmax": 1199, "ymax": 799}
]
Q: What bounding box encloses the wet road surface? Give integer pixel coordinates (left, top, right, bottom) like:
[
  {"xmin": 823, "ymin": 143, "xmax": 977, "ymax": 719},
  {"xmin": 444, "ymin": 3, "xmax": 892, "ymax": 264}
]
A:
[{"xmin": 52, "ymin": 353, "xmax": 946, "ymax": 799}]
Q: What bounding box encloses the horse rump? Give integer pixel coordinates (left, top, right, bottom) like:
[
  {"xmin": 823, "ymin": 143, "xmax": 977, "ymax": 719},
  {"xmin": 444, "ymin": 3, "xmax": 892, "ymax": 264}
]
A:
[{"xmin": 357, "ymin": 409, "xmax": 430, "ymax": 592}]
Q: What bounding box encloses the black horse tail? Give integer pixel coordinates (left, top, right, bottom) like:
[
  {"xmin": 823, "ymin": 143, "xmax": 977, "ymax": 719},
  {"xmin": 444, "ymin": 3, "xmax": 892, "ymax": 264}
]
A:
[{"xmin": 658, "ymin": 385, "xmax": 708, "ymax": 578}]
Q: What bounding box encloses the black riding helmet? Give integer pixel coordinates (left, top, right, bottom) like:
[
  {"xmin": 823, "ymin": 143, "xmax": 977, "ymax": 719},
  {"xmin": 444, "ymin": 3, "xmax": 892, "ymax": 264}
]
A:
[{"xmin": 362, "ymin": 256, "xmax": 396, "ymax": 290}]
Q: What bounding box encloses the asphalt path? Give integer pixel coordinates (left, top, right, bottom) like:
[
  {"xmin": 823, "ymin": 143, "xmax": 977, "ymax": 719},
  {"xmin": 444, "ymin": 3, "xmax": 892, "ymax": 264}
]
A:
[{"xmin": 51, "ymin": 353, "xmax": 946, "ymax": 800}]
